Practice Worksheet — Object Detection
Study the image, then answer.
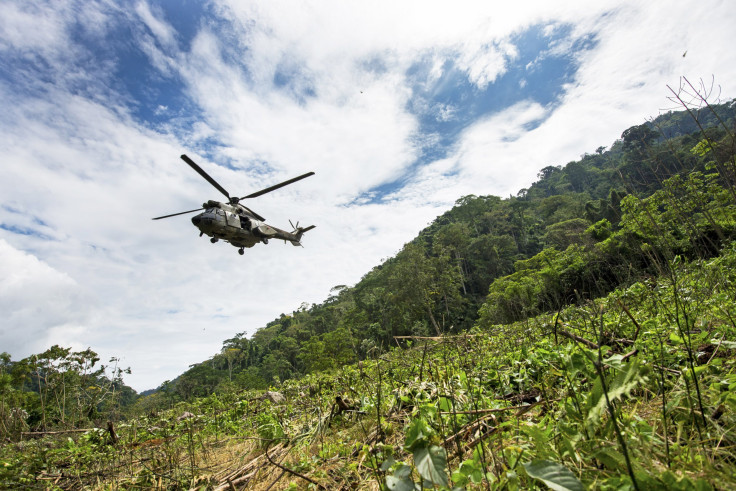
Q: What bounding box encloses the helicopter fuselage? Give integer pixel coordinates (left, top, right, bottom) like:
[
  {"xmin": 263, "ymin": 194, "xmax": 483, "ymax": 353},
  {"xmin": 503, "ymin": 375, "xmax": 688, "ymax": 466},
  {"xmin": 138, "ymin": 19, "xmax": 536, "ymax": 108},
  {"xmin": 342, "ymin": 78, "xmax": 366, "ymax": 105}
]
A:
[{"xmin": 190, "ymin": 200, "xmax": 308, "ymax": 251}]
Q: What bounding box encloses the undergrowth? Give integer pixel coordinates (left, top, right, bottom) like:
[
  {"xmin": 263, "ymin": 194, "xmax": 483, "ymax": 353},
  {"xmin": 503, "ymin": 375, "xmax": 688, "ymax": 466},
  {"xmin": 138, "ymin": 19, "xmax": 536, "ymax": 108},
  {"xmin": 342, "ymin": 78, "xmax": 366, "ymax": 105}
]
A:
[{"xmin": 2, "ymin": 244, "xmax": 736, "ymax": 490}]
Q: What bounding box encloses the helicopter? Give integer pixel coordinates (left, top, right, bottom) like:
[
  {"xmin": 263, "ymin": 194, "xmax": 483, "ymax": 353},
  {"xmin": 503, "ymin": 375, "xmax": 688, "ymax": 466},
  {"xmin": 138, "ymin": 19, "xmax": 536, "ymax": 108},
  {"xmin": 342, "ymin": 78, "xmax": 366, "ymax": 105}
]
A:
[{"xmin": 153, "ymin": 154, "xmax": 315, "ymax": 255}]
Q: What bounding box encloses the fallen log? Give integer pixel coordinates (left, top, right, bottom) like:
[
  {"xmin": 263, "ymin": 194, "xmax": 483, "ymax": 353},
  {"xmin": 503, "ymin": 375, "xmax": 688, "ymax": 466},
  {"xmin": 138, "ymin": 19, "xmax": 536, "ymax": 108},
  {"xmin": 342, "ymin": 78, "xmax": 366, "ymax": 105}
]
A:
[
  {"xmin": 22, "ymin": 428, "xmax": 94, "ymax": 437},
  {"xmin": 393, "ymin": 335, "xmax": 481, "ymax": 341}
]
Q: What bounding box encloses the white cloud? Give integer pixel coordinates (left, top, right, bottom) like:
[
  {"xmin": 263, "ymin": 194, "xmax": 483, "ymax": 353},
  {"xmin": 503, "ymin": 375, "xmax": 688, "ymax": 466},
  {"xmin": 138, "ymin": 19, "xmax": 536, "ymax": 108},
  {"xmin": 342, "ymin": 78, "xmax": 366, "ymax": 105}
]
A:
[
  {"xmin": 0, "ymin": 240, "xmax": 90, "ymax": 356},
  {"xmin": 179, "ymin": 27, "xmax": 418, "ymax": 198},
  {"xmin": 0, "ymin": 2, "xmax": 68, "ymax": 54},
  {"xmin": 459, "ymin": 40, "xmax": 518, "ymax": 89},
  {"xmin": 135, "ymin": 1, "xmax": 177, "ymax": 51}
]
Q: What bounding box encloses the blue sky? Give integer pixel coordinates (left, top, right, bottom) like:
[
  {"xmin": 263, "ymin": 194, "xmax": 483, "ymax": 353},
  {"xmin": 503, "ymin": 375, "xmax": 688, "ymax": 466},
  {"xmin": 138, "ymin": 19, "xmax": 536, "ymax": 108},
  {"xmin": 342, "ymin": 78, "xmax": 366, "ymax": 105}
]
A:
[{"xmin": 2, "ymin": 0, "xmax": 735, "ymax": 391}]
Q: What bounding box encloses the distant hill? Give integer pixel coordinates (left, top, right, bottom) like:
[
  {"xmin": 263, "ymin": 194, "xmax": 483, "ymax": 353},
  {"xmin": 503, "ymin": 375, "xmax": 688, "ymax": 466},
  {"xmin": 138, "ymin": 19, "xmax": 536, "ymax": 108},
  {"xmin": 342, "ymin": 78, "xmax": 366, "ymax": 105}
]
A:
[{"xmin": 138, "ymin": 98, "xmax": 736, "ymax": 399}]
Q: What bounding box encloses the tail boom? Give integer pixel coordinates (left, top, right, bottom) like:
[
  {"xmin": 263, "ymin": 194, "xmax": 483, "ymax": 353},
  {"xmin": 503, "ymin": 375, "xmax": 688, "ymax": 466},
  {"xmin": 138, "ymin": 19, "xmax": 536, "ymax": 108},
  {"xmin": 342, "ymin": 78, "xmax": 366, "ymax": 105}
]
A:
[{"xmin": 291, "ymin": 225, "xmax": 316, "ymax": 246}]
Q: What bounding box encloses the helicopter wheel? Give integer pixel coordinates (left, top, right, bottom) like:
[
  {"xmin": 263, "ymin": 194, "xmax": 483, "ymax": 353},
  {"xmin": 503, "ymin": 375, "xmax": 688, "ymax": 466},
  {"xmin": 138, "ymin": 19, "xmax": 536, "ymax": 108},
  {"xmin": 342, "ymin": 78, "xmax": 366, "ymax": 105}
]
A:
[
  {"xmin": 210, "ymin": 237, "xmax": 218, "ymax": 243},
  {"xmin": 263, "ymin": 239, "xmax": 269, "ymax": 244},
  {"xmin": 238, "ymin": 248, "xmax": 244, "ymax": 255}
]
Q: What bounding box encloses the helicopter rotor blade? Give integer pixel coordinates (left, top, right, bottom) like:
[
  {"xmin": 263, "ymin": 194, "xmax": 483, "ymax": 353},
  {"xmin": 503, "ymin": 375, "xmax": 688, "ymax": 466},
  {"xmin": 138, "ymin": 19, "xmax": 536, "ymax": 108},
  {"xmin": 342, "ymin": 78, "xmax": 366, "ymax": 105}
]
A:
[
  {"xmin": 239, "ymin": 205, "xmax": 266, "ymax": 222},
  {"xmin": 239, "ymin": 171, "xmax": 315, "ymax": 200},
  {"xmin": 152, "ymin": 208, "xmax": 204, "ymax": 220},
  {"xmin": 180, "ymin": 154, "xmax": 231, "ymax": 201}
]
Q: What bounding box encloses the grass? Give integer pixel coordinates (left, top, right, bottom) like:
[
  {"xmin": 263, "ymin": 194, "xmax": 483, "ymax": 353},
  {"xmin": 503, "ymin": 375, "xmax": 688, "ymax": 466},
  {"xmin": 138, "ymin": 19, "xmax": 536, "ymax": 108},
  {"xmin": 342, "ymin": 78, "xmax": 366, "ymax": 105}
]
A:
[{"xmin": 2, "ymin": 246, "xmax": 736, "ymax": 490}]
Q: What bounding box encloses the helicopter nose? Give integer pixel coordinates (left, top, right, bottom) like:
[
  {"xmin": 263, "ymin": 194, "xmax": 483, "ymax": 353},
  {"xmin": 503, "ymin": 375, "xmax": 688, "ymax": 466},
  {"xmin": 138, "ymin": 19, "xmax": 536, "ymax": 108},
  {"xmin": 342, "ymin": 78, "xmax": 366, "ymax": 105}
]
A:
[{"xmin": 191, "ymin": 216, "xmax": 201, "ymax": 226}]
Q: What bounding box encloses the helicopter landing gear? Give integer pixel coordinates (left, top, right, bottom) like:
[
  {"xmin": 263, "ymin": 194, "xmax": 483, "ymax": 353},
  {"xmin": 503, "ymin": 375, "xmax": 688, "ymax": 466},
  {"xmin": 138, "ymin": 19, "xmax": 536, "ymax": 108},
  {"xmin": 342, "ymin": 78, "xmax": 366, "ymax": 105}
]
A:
[
  {"xmin": 238, "ymin": 248, "xmax": 244, "ymax": 255},
  {"xmin": 262, "ymin": 239, "xmax": 269, "ymax": 244},
  {"xmin": 210, "ymin": 237, "xmax": 218, "ymax": 243}
]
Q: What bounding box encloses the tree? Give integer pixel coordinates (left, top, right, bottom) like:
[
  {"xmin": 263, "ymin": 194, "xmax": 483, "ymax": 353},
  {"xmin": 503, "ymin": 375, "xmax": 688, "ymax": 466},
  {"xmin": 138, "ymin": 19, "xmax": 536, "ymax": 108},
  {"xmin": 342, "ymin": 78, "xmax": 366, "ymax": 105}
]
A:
[
  {"xmin": 222, "ymin": 348, "xmax": 241, "ymax": 382},
  {"xmin": 622, "ymin": 123, "xmax": 659, "ymax": 154},
  {"xmin": 298, "ymin": 337, "xmax": 330, "ymax": 373},
  {"xmin": 544, "ymin": 218, "xmax": 591, "ymax": 249},
  {"xmin": 434, "ymin": 223, "xmax": 471, "ymax": 295},
  {"xmin": 389, "ymin": 243, "xmax": 449, "ymax": 335},
  {"xmin": 565, "ymin": 161, "xmax": 590, "ymax": 192},
  {"xmin": 537, "ymin": 165, "xmax": 561, "ymax": 180},
  {"xmin": 323, "ymin": 328, "xmax": 357, "ymax": 367}
]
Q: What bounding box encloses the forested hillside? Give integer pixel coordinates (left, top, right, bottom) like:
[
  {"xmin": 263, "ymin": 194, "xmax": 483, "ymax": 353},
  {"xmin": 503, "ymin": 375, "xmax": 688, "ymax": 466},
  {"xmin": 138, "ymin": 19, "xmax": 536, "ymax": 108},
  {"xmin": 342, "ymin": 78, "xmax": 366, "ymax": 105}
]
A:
[
  {"xmin": 147, "ymin": 97, "xmax": 736, "ymax": 403},
  {"xmin": 2, "ymin": 91, "xmax": 736, "ymax": 490}
]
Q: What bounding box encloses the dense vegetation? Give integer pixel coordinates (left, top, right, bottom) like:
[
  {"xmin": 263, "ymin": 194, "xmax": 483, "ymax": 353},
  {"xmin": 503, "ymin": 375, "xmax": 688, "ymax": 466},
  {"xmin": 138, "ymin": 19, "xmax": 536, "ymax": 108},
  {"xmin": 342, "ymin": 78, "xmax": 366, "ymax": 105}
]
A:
[
  {"xmin": 1, "ymin": 82, "xmax": 735, "ymax": 489},
  {"xmin": 153, "ymin": 92, "xmax": 736, "ymax": 400}
]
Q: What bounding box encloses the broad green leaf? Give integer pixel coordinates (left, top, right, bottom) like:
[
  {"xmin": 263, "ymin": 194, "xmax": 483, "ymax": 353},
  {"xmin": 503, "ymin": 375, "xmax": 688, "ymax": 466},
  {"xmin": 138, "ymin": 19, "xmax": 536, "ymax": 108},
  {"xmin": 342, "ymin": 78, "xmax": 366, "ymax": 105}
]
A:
[
  {"xmin": 670, "ymin": 333, "xmax": 684, "ymax": 344},
  {"xmin": 604, "ymin": 353, "xmax": 625, "ymax": 369},
  {"xmin": 451, "ymin": 469, "xmax": 469, "ymax": 488},
  {"xmin": 413, "ymin": 445, "xmax": 449, "ymax": 487},
  {"xmin": 452, "ymin": 459, "xmax": 484, "ymax": 486},
  {"xmin": 404, "ymin": 417, "xmax": 432, "ymax": 451},
  {"xmin": 592, "ymin": 448, "xmax": 624, "ymax": 470},
  {"xmin": 566, "ymin": 352, "xmax": 590, "ymax": 376},
  {"xmin": 438, "ymin": 396, "xmax": 453, "ymax": 412},
  {"xmin": 523, "ymin": 460, "xmax": 584, "ymax": 491},
  {"xmin": 381, "ymin": 455, "xmax": 396, "ymax": 472},
  {"xmin": 393, "ymin": 463, "xmax": 413, "ymax": 479},
  {"xmin": 386, "ymin": 475, "xmax": 417, "ymax": 491},
  {"xmin": 588, "ymin": 358, "xmax": 648, "ymax": 424},
  {"xmin": 386, "ymin": 464, "xmax": 417, "ymax": 491}
]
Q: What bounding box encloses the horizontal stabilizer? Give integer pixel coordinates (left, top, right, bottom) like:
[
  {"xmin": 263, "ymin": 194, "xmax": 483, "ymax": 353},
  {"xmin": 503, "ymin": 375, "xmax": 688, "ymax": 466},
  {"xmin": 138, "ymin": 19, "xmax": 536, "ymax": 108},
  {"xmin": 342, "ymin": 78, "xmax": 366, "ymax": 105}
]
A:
[{"xmin": 291, "ymin": 224, "xmax": 315, "ymax": 247}]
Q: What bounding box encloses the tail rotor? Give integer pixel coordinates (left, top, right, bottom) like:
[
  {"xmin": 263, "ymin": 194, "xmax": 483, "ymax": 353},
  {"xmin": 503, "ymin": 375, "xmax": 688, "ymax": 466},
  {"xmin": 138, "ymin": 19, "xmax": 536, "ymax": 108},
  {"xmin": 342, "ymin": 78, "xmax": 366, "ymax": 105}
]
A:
[{"xmin": 288, "ymin": 219, "xmax": 315, "ymax": 246}]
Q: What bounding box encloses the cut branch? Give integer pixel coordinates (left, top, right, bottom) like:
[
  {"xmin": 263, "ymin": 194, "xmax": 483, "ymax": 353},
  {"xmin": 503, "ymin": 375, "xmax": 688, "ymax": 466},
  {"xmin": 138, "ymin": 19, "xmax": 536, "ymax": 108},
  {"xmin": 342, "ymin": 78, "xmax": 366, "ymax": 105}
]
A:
[
  {"xmin": 265, "ymin": 444, "xmax": 327, "ymax": 490},
  {"xmin": 393, "ymin": 335, "xmax": 481, "ymax": 341},
  {"xmin": 557, "ymin": 327, "xmax": 598, "ymax": 349},
  {"xmin": 21, "ymin": 428, "xmax": 95, "ymax": 437}
]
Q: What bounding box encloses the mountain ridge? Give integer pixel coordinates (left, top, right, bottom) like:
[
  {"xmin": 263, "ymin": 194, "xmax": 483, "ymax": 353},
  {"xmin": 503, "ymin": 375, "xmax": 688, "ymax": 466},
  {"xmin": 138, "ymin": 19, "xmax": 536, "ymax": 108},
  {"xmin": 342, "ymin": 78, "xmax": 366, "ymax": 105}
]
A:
[{"xmin": 152, "ymin": 97, "xmax": 736, "ymax": 399}]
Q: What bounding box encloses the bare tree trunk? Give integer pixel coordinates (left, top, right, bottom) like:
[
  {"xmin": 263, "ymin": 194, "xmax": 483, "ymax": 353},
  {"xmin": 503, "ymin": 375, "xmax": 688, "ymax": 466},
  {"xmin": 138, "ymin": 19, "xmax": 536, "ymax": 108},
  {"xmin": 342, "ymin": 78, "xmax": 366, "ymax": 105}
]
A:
[{"xmin": 426, "ymin": 304, "xmax": 441, "ymax": 336}]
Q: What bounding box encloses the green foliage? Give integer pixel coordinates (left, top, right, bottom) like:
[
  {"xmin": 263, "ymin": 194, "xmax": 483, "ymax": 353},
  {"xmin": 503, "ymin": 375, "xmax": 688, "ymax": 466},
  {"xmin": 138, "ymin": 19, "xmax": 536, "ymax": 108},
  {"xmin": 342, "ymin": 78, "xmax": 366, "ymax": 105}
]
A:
[
  {"xmin": 413, "ymin": 445, "xmax": 449, "ymax": 487},
  {"xmin": 587, "ymin": 357, "xmax": 650, "ymax": 426},
  {"xmin": 3, "ymin": 245, "xmax": 735, "ymax": 487},
  {"xmin": 1, "ymin": 346, "xmax": 135, "ymax": 439},
  {"xmin": 3, "ymin": 93, "xmax": 736, "ymax": 490},
  {"xmin": 523, "ymin": 460, "xmax": 584, "ymax": 491},
  {"xmin": 587, "ymin": 218, "xmax": 612, "ymax": 242},
  {"xmin": 256, "ymin": 411, "xmax": 285, "ymax": 443}
]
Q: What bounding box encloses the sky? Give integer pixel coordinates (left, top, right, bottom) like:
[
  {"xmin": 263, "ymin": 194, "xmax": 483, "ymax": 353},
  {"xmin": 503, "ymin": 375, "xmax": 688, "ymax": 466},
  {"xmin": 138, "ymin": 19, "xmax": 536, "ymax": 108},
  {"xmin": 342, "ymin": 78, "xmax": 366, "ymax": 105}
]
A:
[{"xmin": 1, "ymin": 0, "xmax": 735, "ymax": 391}]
